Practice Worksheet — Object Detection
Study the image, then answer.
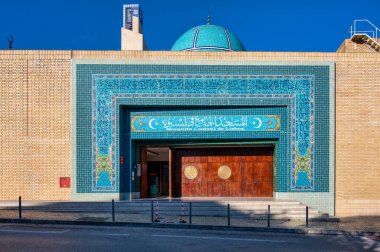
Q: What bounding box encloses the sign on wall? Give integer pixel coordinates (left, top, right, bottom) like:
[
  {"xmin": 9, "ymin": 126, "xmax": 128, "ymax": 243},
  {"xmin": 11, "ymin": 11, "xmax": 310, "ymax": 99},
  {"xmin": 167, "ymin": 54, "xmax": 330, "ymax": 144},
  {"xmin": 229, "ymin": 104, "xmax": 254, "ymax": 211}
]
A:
[{"xmin": 131, "ymin": 115, "xmax": 280, "ymax": 132}]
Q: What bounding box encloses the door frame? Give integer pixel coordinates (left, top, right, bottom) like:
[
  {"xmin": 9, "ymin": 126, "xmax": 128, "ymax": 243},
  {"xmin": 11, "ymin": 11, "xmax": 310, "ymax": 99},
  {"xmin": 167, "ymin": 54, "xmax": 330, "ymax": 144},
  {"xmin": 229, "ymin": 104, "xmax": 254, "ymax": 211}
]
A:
[{"xmin": 136, "ymin": 142, "xmax": 277, "ymax": 198}]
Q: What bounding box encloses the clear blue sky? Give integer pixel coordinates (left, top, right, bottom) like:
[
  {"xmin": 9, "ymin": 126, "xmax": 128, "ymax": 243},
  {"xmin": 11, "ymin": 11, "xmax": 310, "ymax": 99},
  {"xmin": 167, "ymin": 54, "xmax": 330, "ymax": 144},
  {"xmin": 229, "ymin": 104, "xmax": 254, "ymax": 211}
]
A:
[{"xmin": 0, "ymin": 0, "xmax": 379, "ymax": 52}]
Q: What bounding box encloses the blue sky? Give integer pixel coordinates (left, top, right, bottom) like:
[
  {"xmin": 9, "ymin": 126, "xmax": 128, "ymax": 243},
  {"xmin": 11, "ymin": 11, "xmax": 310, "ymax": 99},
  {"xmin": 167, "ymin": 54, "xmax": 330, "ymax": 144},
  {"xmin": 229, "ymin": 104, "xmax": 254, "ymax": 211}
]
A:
[{"xmin": 0, "ymin": 0, "xmax": 379, "ymax": 51}]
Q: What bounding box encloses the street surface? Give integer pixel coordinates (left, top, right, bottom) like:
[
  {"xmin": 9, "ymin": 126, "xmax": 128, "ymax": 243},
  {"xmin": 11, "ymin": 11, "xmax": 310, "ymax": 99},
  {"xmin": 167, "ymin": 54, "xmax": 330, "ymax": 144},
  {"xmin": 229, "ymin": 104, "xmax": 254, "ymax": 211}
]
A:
[{"xmin": 0, "ymin": 223, "xmax": 378, "ymax": 252}]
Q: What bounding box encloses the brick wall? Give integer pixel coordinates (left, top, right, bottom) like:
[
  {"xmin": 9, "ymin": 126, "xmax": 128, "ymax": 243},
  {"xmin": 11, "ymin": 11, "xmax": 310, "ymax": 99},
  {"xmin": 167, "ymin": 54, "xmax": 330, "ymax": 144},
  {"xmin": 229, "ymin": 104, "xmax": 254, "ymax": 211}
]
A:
[
  {"xmin": 337, "ymin": 38, "xmax": 380, "ymax": 53},
  {"xmin": 0, "ymin": 51, "xmax": 71, "ymax": 200},
  {"xmin": 334, "ymin": 53, "xmax": 380, "ymax": 216},
  {"xmin": 0, "ymin": 49, "xmax": 379, "ymax": 216}
]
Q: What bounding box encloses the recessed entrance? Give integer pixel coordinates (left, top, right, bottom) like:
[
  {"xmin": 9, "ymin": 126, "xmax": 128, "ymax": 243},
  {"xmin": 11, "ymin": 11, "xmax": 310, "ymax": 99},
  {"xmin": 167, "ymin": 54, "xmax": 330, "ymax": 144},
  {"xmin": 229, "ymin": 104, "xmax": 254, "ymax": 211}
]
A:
[
  {"xmin": 140, "ymin": 147, "xmax": 170, "ymax": 198},
  {"xmin": 140, "ymin": 146, "xmax": 274, "ymax": 198}
]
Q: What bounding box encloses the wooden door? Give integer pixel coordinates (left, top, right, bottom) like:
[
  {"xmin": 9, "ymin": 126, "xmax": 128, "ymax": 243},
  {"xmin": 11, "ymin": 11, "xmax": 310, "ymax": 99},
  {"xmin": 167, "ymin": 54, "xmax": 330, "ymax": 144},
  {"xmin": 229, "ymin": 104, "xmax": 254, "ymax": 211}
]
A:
[
  {"xmin": 206, "ymin": 154, "xmax": 242, "ymax": 197},
  {"xmin": 181, "ymin": 153, "xmax": 207, "ymax": 197},
  {"xmin": 242, "ymin": 156, "xmax": 255, "ymax": 197},
  {"xmin": 253, "ymin": 153, "xmax": 273, "ymax": 197},
  {"xmin": 175, "ymin": 147, "xmax": 273, "ymax": 197}
]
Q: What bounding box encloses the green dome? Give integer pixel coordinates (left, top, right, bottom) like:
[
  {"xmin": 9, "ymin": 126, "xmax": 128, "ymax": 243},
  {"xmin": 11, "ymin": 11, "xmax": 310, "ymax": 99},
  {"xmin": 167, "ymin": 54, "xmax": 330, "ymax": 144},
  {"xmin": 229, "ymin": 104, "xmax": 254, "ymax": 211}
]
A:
[{"xmin": 171, "ymin": 24, "xmax": 246, "ymax": 52}]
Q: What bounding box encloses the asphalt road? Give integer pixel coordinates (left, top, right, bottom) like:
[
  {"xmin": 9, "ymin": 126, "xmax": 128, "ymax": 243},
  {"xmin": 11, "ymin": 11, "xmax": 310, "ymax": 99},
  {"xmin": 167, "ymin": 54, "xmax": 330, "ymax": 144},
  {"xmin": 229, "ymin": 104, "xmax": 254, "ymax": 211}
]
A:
[{"xmin": 0, "ymin": 223, "xmax": 378, "ymax": 252}]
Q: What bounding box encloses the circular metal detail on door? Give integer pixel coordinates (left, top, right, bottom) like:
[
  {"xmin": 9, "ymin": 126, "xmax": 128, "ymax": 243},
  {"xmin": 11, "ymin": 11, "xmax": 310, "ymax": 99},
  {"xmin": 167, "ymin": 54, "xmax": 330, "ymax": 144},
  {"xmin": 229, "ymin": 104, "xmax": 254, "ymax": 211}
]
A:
[
  {"xmin": 184, "ymin": 165, "xmax": 198, "ymax": 180},
  {"xmin": 218, "ymin": 165, "xmax": 232, "ymax": 180}
]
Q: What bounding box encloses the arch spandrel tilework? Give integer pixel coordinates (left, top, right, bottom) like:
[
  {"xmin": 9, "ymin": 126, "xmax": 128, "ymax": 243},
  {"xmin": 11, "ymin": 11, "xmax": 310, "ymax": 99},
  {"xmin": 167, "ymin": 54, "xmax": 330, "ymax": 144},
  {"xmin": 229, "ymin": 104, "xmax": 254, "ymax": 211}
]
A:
[{"xmin": 92, "ymin": 75, "xmax": 315, "ymax": 191}]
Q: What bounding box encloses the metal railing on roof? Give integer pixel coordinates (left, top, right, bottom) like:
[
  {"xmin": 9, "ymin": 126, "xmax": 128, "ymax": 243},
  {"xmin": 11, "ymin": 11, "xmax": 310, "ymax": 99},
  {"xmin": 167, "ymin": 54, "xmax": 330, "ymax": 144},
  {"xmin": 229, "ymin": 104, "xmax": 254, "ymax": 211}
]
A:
[{"xmin": 350, "ymin": 19, "xmax": 380, "ymax": 41}]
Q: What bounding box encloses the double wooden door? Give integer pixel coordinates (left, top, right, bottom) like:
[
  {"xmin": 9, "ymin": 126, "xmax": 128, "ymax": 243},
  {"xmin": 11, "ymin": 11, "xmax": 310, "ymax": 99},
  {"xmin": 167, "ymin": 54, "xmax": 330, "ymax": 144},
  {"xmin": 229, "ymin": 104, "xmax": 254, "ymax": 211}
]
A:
[{"xmin": 173, "ymin": 148, "xmax": 273, "ymax": 197}]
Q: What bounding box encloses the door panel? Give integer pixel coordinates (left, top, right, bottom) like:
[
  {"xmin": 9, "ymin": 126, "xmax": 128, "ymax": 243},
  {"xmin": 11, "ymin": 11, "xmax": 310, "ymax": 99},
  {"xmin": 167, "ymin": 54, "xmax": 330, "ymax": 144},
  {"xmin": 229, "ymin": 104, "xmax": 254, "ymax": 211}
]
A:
[
  {"xmin": 253, "ymin": 158, "xmax": 273, "ymax": 197},
  {"xmin": 227, "ymin": 162, "xmax": 242, "ymax": 197},
  {"xmin": 242, "ymin": 160, "xmax": 255, "ymax": 197},
  {"xmin": 207, "ymin": 162, "xmax": 234, "ymax": 197},
  {"xmin": 175, "ymin": 148, "xmax": 273, "ymax": 197},
  {"xmin": 182, "ymin": 160, "xmax": 205, "ymax": 197}
]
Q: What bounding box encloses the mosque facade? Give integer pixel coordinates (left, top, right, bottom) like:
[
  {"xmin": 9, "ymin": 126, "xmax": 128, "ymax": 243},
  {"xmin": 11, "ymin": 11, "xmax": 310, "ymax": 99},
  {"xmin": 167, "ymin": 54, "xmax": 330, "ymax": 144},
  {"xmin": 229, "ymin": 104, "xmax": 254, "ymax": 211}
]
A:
[{"xmin": 0, "ymin": 4, "xmax": 379, "ymax": 217}]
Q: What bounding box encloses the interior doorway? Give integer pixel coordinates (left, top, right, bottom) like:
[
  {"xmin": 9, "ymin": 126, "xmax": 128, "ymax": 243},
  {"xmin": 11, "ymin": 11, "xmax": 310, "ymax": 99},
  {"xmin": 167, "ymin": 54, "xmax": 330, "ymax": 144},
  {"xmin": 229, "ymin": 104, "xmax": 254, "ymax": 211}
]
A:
[{"xmin": 141, "ymin": 147, "xmax": 169, "ymax": 198}]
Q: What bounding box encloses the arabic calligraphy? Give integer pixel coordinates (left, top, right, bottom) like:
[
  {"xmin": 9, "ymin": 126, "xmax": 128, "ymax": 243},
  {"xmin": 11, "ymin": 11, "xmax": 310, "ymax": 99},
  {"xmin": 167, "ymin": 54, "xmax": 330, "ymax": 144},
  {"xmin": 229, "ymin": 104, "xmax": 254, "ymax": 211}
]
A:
[{"xmin": 131, "ymin": 115, "xmax": 280, "ymax": 132}]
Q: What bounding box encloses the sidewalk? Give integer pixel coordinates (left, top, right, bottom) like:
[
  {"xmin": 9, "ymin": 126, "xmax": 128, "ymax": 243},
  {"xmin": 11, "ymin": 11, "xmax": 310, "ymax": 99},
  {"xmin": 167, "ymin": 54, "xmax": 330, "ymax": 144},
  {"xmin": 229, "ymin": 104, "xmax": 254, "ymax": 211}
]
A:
[{"xmin": 0, "ymin": 200, "xmax": 379, "ymax": 236}]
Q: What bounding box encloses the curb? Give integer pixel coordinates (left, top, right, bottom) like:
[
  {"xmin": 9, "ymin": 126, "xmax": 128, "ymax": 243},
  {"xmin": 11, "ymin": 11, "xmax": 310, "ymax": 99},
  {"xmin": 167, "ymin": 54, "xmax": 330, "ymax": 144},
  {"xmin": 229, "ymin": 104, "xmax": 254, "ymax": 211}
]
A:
[{"xmin": 0, "ymin": 218, "xmax": 379, "ymax": 237}]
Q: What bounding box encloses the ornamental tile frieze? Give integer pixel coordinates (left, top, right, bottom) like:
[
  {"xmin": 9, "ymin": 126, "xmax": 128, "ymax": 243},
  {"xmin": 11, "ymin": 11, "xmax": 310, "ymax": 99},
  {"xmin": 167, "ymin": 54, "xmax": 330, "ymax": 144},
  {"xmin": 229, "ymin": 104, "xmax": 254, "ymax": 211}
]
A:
[{"xmin": 92, "ymin": 75, "xmax": 314, "ymax": 191}]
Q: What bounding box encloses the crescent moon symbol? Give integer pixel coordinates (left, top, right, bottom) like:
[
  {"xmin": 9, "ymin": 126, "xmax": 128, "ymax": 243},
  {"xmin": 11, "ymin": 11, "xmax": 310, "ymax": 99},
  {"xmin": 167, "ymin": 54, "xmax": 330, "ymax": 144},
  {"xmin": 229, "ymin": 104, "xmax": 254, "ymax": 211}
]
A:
[
  {"xmin": 148, "ymin": 119, "xmax": 157, "ymax": 130},
  {"xmin": 253, "ymin": 118, "xmax": 262, "ymax": 129}
]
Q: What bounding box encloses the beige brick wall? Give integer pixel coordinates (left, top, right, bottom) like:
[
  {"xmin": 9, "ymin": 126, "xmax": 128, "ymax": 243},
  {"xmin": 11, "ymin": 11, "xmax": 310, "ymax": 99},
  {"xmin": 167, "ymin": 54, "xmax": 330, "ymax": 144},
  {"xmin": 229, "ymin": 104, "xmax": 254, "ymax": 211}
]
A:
[
  {"xmin": 0, "ymin": 49, "xmax": 379, "ymax": 216},
  {"xmin": 0, "ymin": 51, "xmax": 71, "ymax": 200},
  {"xmin": 337, "ymin": 39, "xmax": 372, "ymax": 53},
  {"xmin": 334, "ymin": 54, "xmax": 380, "ymax": 216}
]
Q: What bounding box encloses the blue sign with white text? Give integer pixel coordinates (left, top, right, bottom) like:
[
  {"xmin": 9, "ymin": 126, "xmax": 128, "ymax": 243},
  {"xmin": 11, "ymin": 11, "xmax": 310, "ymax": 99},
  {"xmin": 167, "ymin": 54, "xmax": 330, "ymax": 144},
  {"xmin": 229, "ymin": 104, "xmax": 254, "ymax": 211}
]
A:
[{"xmin": 131, "ymin": 115, "xmax": 280, "ymax": 132}]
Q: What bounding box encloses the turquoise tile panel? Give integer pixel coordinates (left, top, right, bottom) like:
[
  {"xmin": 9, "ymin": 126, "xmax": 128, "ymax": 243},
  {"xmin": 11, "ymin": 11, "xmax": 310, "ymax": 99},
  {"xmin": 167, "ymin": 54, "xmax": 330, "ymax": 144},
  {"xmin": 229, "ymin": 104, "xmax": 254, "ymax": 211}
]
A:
[{"xmin": 75, "ymin": 64, "xmax": 330, "ymax": 195}]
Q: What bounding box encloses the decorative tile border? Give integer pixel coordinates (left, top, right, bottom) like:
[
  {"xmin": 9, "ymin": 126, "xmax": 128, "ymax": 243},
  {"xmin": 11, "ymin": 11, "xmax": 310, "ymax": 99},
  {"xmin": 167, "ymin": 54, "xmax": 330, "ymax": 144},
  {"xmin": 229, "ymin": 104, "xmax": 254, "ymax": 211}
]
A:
[{"xmin": 92, "ymin": 75, "xmax": 315, "ymax": 191}]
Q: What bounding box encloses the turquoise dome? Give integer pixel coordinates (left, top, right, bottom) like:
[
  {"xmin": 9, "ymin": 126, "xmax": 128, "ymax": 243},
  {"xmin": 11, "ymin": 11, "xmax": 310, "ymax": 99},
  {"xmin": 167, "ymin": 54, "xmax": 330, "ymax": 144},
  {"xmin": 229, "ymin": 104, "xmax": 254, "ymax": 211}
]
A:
[{"xmin": 171, "ymin": 24, "xmax": 246, "ymax": 52}]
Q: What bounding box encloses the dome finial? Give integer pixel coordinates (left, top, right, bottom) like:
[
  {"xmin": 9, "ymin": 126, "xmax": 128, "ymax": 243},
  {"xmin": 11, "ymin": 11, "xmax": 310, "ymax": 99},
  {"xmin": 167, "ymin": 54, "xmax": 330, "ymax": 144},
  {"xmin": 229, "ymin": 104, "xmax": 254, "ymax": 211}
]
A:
[{"xmin": 207, "ymin": 14, "xmax": 211, "ymax": 25}]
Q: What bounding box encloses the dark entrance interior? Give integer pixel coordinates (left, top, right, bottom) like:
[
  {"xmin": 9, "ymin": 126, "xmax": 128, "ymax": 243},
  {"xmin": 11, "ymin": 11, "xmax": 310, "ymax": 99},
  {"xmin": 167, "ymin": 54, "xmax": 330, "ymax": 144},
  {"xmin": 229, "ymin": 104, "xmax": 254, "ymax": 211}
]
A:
[
  {"xmin": 147, "ymin": 162, "xmax": 169, "ymax": 197},
  {"xmin": 140, "ymin": 147, "xmax": 169, "ymax": 198},
  {"xmin": 140, "ymin": 146, "xmax": 274, "ymax": 198}
]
